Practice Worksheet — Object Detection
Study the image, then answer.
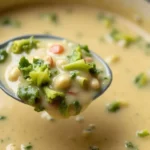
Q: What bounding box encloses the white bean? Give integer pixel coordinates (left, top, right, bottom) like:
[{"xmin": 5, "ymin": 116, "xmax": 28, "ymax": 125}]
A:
[
  {"xmin": 8, "ymin": 67, "xmax": 21, "ymax": 82},
  {"xmin": 90, "ymin": 78, "xmax": 100, "ymax": 90},
  {"xmin": 56, "ymin": 59, "xmax": 67, "ymax": 68},
  {"xmin": 53, "ymin": 73, "xmax": 71, "ymax": 89},
  {"xmin": 6, "ymin": 143, "xmax": 16, "ymax": 150}
]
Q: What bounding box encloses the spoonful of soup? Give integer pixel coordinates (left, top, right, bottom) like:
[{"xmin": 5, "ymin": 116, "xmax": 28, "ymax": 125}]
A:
[{"xmin": 0, "ymin": 34, "xmax": 112, "ymax": 118}]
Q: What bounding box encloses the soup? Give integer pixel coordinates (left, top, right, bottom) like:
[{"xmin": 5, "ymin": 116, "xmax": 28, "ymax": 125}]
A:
[
  {"xmin": 0, "ymin": 4, "xmax": 150, "ymax": 150},
  {"xmin": 0, "ymin": 37, "xmax": 106, "ymax": 118}
]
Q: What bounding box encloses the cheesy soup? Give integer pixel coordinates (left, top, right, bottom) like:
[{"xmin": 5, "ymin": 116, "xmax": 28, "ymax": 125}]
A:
[
  {"xmin": 0, "ymin": 4, "xmax": 150, "ymax": 150},
  {"xmin": 0, "ymin": 37, "xmax": 107, "ymax": 118}
]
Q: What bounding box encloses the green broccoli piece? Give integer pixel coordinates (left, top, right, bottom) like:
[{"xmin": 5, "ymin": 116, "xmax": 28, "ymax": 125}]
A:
[
  {"xmin": 0, "ymin": 49, "xmax": 8, "ymax": 63},
  {"xmin": 67, "ymin": 46, "xmax": 82, "ymax": 62},
  {"xmin": 29, "ymin": 58, "xmax": 51, "ymax": 86},
  {"xmin": 17, "ymin": 85, "xmax": 39, "ymax": 106},
  {"xmin": 11, "ymin": 37, "xmax": 39, "ymax": 54},
  {"xmin": 79, "ymin": 44, "xmax": 92, "ymax": 56},
  {"xmin": 88, "ymin": 63, "xmax": 101, "ymax": 75},
  {"xmin": 19, "ymin": 57, "xmax": 51, "ymax": 86},
  {"xmin": 63, "ymin": 59, "xmax": 89, "ymax": 71},
  {"xmin": 18, "ymin": 57, "xmax": 32, "ymax": 79},
  {"xmin": 43, "ymin": 86, "xmax": 65, "ymax": 103}
]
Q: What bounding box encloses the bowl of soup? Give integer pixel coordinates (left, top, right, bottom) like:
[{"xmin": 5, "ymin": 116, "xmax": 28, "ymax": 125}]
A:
[{"xmin": 0, "ymin": 0, "xmax": 150, "ymax": 150}]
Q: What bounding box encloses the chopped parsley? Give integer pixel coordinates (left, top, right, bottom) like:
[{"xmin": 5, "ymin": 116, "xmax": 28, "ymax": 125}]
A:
[
  {"xmin": 125, "ymin": 141, "xmax": 138, "ymax": 150},
  {"xmin": 22, "ymin": 143, "xmax": 33, "ymax": 150},
  {"xmin": 134, "ymin": 73, "xmax": 148, "ymax": 87},
  {"xmin": 41, "ymin": 13, "xmax": 58, "ymax": 24},
  {"xmin": 106, "ymin": 101, "xmax": 121, "ymax": 112},
  {"xmin": 136, "ymin": 129, "xmax": 150, "ymax": 137},
  {"xmin": 70, "ymin": 71, "xmax": 79, "ymax": 79},
  {"xmin": 108, "ymin": 28, "xmax": 137, "ymax": 47},
  {"xmin": 97, "ymin": 13, "xmax": 115, "ymax": 27},
  {"xmin": 0, "ymin": 17, "xmax": 21, "ymax": 27},
  {"xmin": 0, "ymin": 115, "xmax": 7, "ymax": 120},
  {"xmin": 0, "ymin": 49, "xmax": 8, "ymax": 63}
]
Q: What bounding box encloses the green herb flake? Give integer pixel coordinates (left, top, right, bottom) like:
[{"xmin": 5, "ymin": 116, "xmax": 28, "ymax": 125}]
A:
[
  {"xmin": 106, "ymin": 101, "xmax": 121, "ymax": 112},
  {"xmin": 136, "ymin": 129, "xmax": 150, "ymax": 137},
  {"xmin": 134, "ymin": 73, "xmax": 148, "ymax": 87},
  {"xmin": 125, "ymin": 141, "xmax": 138, "ymax": 150},
  {"xmin": 59, "ymin": 100, "xmax": 69, "ymax": 117},
  {"xmin": 108, "ymin": 28, "xmax": 137, "ymax": 47},
  {"xmin": 70, "ymin": 71, "xmax": 79, "ymax": 79},
  {"xmin": 23, "ymin": 143, "xmax": 33, "ymax": 150},
  {"xmin": 0, "ymin": 116, "xmax": 6, "ymax": 120},
  {"xmin": 41, "ymin": 13, "xmax": 58, "ymax": 24},
  {"xmin": 0, "ymin": 17, "xmax": 21, "ymax": 28},
  {"xmin": 97, "ymin": 13, "xmax": 115, "ymax": 27},
  {"xmin": 0, "ymin": 49, "xmax": 8, "ymax": 63}
]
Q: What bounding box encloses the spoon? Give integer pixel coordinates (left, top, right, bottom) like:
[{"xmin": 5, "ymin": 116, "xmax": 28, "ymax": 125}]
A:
[{"xmin": 0, "ymin": 34, "xmax": 112, "ymax": 103}]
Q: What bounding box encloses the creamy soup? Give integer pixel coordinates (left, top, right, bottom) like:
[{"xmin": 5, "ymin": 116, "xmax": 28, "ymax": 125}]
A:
[
  {"xmin": 0, "ymin": 37, "xmax": 106, "ymax": 118},
  {"xmin": 0, "ymin": 4, "xmax": 150, "ymax": 150}
]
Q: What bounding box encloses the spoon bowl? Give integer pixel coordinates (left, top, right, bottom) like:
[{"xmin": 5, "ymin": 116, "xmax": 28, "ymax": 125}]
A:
[{"xmin": 0, "ymin": 34, "xmax": 112, "ymax": 102}]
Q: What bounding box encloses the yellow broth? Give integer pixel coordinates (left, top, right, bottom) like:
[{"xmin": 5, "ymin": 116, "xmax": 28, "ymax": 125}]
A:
[{"xmin": 0, "ymin": 4, "xmax": 150, "ymax": 150}]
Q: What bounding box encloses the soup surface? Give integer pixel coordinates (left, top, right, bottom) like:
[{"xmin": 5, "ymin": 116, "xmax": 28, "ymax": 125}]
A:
[{"xmin": 0, "ymin": 4, "xmax": 150, "ymax": 150}]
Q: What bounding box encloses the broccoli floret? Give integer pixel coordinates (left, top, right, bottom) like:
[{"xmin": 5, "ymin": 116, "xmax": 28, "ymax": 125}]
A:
[
  {"xmin": 17, "ymin": 85, "xmax": 39, "ymax": 106},
  {"xmin": 0, "ymin": 49, "xmax": 8, "ymax": 63},
  {"xmin": 63, "ymin": 59, "xmax": 89, "ymax": 71},
  {"xmin": 11, "ymin": 37, "xmax": 39, "ymax": 54},
  {"xmin": 67, "ymin": 46, "xmax": 82, "ymax": 62},
  {"xmin": 18, "ymin": 57, "xmax": 32, "ymax": 79},
  {"xmin": 18, "ymin": 57, "xmax": 51, "ymax": 86},
  {"xmin": 43, "ymin": 86, "xmax": 65, "ymax": 103},
  {"xmin": 29, "ymin": 58, "xmax": 51, "ymax": 86}
]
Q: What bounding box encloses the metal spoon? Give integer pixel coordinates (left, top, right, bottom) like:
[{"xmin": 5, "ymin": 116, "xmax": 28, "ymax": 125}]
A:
[{"xmin": 0, "ymin": 34, "xmax": 112, "ymax": 102}]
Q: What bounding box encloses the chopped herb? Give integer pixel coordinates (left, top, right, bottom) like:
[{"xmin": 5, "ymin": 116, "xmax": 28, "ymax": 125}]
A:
[
  {"xmin": 70, "ymin": 71, "xmax": 79, "ymax": 79},
  {"xmin": 59, "ymin": 100, "xmax": 68, "ymax": 117},
  {"xmin": 88, "ymin": 63, "xmax": 101, "ymax": 75},
  {"xmin": 22, "ymin": 143, "xmax": 33, "ymax": 150},
  {"xmin": 79, "ymin": 44, "xmax": 91, "ymax": 56},
  {"xmin": 89, "ymin": 145, "xmax": 100, "ymax": 150},
  {"xmin": 125, "ymin": 141, "xmax": 138, "ymax": 150},
  {"xmin": 41, "ymin": 13, "xmax": 58, "ymax": 24},
  {"xmin": 97, "ymin": 13, "xmax": 115, "ymax": 27},
  {"xmin": 136, "ymin": 129, "xmax": 150, "ymax": 137},
  {"xmin": 107, "ymin": 28, "xmax": 137, "ymax": 47},
  {"xmin": 134, "ymin": 73, "xmax": 148, "ymax": 87},
  {"xmin": 0, "ymin": 17, "xmax": 21, "ymax": 27},
  {"xmin": 106, "ymin": 101, "xmax": 121, "ymax": 112},
  {"xmin": 71, "ymin": 101, "xmax": 82, "ymax": 115},
  {"xmin": 0, "ymin": 116, "xmax": 6, "ymax": 120},
  {"xmin": 0, "ymin": 49, "xmax": 8, "ymax": 63}
]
